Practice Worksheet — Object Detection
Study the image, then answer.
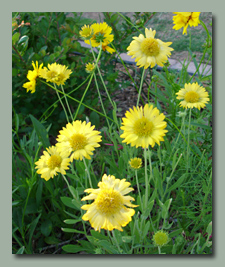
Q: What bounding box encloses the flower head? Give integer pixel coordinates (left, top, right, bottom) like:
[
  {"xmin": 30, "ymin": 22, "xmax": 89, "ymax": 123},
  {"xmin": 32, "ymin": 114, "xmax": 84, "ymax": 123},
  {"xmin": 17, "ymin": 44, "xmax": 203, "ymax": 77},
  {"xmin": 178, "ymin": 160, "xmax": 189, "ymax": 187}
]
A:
[
  {"xmin": 22, "ymin": 80, "xmax": 36, "ymax": 94},
  {"xmin": 127, "ymin": 28, "xmax": 173, "ymax": 69},
  {"xmin": 84, "ymin": 22, "xmax": 115, "ymax": 54},
  {"xmin": 22, "ymin": 61, "xmax": 43, "ymax": 93},
  {"xmin": 81, "ymin": 174, "xmax": 138, "ymax": 232},
  {"xmin": 39, "ymin": 63, "xmax": 72, "ymax": 85},
  {"xmin": 173, "ymin": 12, "xmax": 201, "ymax": 35},
  {"xmin": 129, "ymin": 157, "xmax": 142, "ymax": 169},
  {"xmin": 35, "ymin": 146, "xmax": 71, "ymax": 181},
  {"xmin": 120, "ymin": 104, "xmax": 168, "ymax": 148},
  {"xmin": 153, "ymin": 230, "xmax": 170, "ymax": 247},
  {"xmin": 176, "ymin": 82, "xmax": 210, "ymax": 110},
  {"xmin": 85, "ymin": 62, "xmax": 95, "ymax": 73},
  {"xmin": 56, "ymin": 120, "xmax": 102, "ymax": 161},
  {"xmin": 79, "ymin": 25, "xmax": 94, "ymax": 40}
]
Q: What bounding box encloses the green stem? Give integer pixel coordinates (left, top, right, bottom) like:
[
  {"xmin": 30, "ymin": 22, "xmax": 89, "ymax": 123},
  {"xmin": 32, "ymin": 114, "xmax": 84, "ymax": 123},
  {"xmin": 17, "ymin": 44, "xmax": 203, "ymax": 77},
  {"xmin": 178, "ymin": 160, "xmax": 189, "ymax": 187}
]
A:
[
  {"xmin": 135, "ymin": 170, "xmax": 142, "ymax": 212},
  {"xmin": 158, "ymin": 246, "xmax": 161, "ymax": 254},
  {"xmin": 54, "ymin": 83, "xmax": 69, "ymax": 123},
  {"xmin": 82, "ymin": 157, "xmax": 93, "ymax": 188},
  {"xmin": 116, "ymin": 12, "xmax": 142, "ymax": 34},
  {"xmin": 62, "ymin": 174, "xmax": 77, "ymax": 200},
  {"xmin": 90, "ymin": 42, "xmax": 115, "ymax": 109},
  {"xmin": 186, "ymin": 108, "xmax": 192, "ymax": 172},
  {"xmin": 41, "ymin": 80, "xmax": 114, "ymax": 123},
  {"xmin": 73, "ymin": 73, "xmax": 94, "ymax": 121},
  {"xmin": 60, "ymin": 84, "xmax": 73, "ymax": 121},
  {"xmin": 93, "ymin": 72, "xmax": 110, "ymax": 128},
  {"xmin": 137, "ymin": 69, "xmax": 146, "ymax": 107},
  {"xmin": 144, "ymin": 147, "xmax": 149, "ymax": 210},
  {"xmin": 40, "ymin": 75, "xmax": 91, "ymax": 121},
  {"xmin": 112, "ymin": 230, "xmax": 121, "ymax": 254}
]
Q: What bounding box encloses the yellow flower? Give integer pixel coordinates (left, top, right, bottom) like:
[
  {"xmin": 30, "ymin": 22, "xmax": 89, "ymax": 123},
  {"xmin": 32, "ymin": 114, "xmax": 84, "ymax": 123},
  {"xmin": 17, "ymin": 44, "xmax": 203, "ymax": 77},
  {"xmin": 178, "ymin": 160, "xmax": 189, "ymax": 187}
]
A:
[
  {"xmin": 120, "ymin": 104, "xmax": 168, "ymax": 148},
  {"xmin": 85, "ymin": 22, "xmax": 115, "ymax": 54},
  {"xmin": 79, "ymin": 25, "xmax": 93, "ymax": 40},
  {"xmin": 85, "ymin": 62, "xmax": 95, "ymax": 73},
  {"xmin": 127, "ymin": 28, "xmax": 173, "ymax": 69},
  {"xmin": 55, "ymin": 64, "xmax": 72, "ymax": 86},
  {"xmin": 22, "ymin": 80, "xmax": 36, "ymax": 94},
  {"xmin": 173, "ymin": 12, "xmax": 201, "ymax": 35},
  {"xmin": 22, "ymin": 61, "xmax": 43, "ymax": 93},
  {"xmin": 153, "ymin": 230, "xmax": 170, "ymax": 247},
  {"xmin": 39, "ymin": 63, "xmax": 72, "ymax": 85},
  {"xmin": 56, "ymin": 120, "xmax": 102, "ymax": 161},
  {"xmin": 35, "ymin": 146, "xmax": 71, "ymax": 181},
  {"xmin": 81, "ymin": 174, "xmax": 138, "ymax": 232},
  {"xmin": 176, "ymin": 82, "xmax": 210, "ymax": 110},
  {"xmin": 129, "ymin": 157, "xmax": 142, "ymax": 169}
]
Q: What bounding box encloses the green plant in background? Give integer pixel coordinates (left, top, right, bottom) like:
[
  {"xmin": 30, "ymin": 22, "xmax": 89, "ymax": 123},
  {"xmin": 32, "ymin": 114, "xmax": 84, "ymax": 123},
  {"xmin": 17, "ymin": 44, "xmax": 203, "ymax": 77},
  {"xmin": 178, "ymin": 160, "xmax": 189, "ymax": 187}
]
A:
[{"xmin": 12, "ymin": 12, "xmax": 212, "ymax": 254}]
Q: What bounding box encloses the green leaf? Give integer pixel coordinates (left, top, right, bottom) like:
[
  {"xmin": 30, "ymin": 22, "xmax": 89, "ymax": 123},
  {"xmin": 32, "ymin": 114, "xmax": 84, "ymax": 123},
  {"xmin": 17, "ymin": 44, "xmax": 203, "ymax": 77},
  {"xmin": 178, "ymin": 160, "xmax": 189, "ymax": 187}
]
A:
[
  {"xmin": 168, "ymin": 174, "xmax": 187, "ymax": 192},
  {"xmin": 206, "ymin": 221, "xmax": 212, "ymax": 235},
  {"xmin": 30, "ymin": 114, "xmax": 50, "ymax": 149},
  {"xmin": 122, "ymin": 236, "xmax": 134, "ymax": 243},
  {"xmin": 63, "ymin": 219, "xmax": 82, "ymax": 225},
  {"xmin": 16, "ymin": 246, "xmax": 25, "ymax": 254},
  {"xmin": 41, "ymin": 219, "xmax": 52, "ymax": 237},
  {"xmin": 44, "ymin": 236, "xmax": 60, "ymax": 245},
  {"xmin": 62, "ymin": 244, "xmax": 84, "ymax": 253},
  {"xmin": 28, "ymin": 213, "xmax": 42, "ymax": 250},
  {"xmin": 61, "ymin": 228, "xmax": 85, "ymax": 234},
  {"xmin": 90, "ymin": 111, "xmax": 100, "ymax": 128},
  {"xmin": 12, "ymin": 32, "xmax": 20, "ymax": 45},
  {"xmin": 90, "ymin": 230, "xmax": 108, "ymax": 241},
  {"xmin": 60, "ymin": 196, "xmax": 77, "ymax": 210}
]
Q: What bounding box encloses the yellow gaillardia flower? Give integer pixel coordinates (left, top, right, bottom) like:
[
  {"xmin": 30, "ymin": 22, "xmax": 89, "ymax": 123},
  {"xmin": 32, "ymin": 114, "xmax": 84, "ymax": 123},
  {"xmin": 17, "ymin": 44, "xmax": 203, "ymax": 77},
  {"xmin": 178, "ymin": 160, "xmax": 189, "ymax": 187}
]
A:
[
  {"xmin": 22, "ymin": 61, "xmax": 43, "ymax": 93},
  {"xmin": 153, "ymin": 230, "xmax": 170, "ymax": 247},
  {"xmin": 173, "ymin": 12, "xmax": 201, "ymax": 35},
  {"xmin": 79, "ymin": 25, "xmax": 93, "ymax": 40},
  {"xmin": 127, "ymin": 28, "xmax": 173, "ymax": 69},
  {"xmin": 39, "ymin": 63, "xmax": 72, "ymax": 85},
  {"xmin": 176, "ymin": 82, "xmax": 210, "ymax": 110},
  {"xmin": 56, "ymin": 120, "xmax": 102, "ymax": 161},
  {"xmin": 85, "ymin": 22, "xmax": 115, "ymax": 54},
  {"xmin": 120, "ymin": 104, "xmax": 168, "ymax": 148},
  {"xmin": 81, "ymin": 174, "xmax": 138, "ymax": 232},
  {"xmin": 35, "ymin": 146, "xmax": 71, "ymax": 181},
  {"xmin": 23, "ymin": 80, "xmax": 36, "ymax": 94},
  {"xmin": 129, "ymin": 157, "xmax": 142, "ymax": 169},
  {"xmin": 85, "ymin": 62, "xmax": 95, "ymax": 73}
]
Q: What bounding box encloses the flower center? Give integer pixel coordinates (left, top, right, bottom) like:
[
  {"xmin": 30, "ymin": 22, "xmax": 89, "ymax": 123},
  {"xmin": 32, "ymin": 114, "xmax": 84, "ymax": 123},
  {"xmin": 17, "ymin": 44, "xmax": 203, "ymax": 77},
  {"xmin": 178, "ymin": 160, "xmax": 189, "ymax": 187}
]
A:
[
  {"xmin": 133, "ymin": 117, "xmax": 154, "ymax": 137},
  {"xmin": 70, "ymin": 134, "xmax": 88, "ymax": 151},
  {"xmin": 94, "ymin": 32, "xmax": 105, "ymax": 43},
  {"xmin": 141, "ymin": 38, "xmax": 160, "ymax": 57},
  {"xmin": 130, "ymin": 158, "xmax": 142, "ymax": 169},
  {"xmin": 95, "ymin": 189, "xmax": 123, "ymax": 215},
  {"xmin": 154, "ymin": 232, "xmax": 168, "ymax": 246},
  {"xmin": 184, "ymin": 91, "xmax": 200, "ymax": 103},
  {"xmin": 47, "ymin": 155, "xmax": 62, "ymax": 169},
  {"xmin": 47, "ymin": 70, "xmax": 58, "ymax": 79},
  {"xmin": 82, "ymin": 27, "xmax": 92, "ymax": 38}
]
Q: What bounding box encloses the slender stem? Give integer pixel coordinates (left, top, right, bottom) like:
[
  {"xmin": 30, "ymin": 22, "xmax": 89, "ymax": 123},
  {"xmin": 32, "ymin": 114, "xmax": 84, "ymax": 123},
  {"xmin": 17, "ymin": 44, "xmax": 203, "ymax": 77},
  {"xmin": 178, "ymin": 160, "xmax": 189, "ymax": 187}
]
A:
[
  {"xmin": 144, "ymin": 147, "xmax": 148, "ymax": 210},
  {"xmin": 93, "ymin": 72, "xmax": 110, "ymax": 128},
  {"xmin": 60, "ymin": 84, "xmax": 73, "ymax": 121},
  {"xmin": 137, "ymin": 69, "xmax": 146, "ymax": 107},
  {"xmin": 186, "ymin": 108, "xmax": 192, "ymax": 172},
  {"xmin": 154, "ymin": 81, "xmax": 157, "ymax": 106},
  {"xmin": 82, "ymin": 157, "xmax": 93, "ymax": 188},
  {"xmin": 116, "ymin": 12, "xmax": 142, "ymax": 34},
  {"xmin": 90, "ymin": 42, "xmax": 115, "ymax": 109},
  {"xmin": 135, "ymin": 170, "xmax": 142, "ymax": 211},
  {"xmin": 41, "ymin": 80, "xmax": 114, "ymax": 123},
  {"xmin": 73, "ymin": 73, "xmax": 94, "ymax": 121},
  {"xmin": 112, "ymin": 230, "xmax": 121, "ymax": 254},
  {"xmin": 158, "ymin": 246, "xmax": 161, "ymax": 254},
  {"xmin": 54, "ymin": 83, "xmax": 69, "ymax": 123},
  {"xmin": 62, "ymin": 174, "xmax": 77, "ymax": 200},
  {"xmin": 40, "ymin": 75, "xmax": 91, "ymax": 121}
]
